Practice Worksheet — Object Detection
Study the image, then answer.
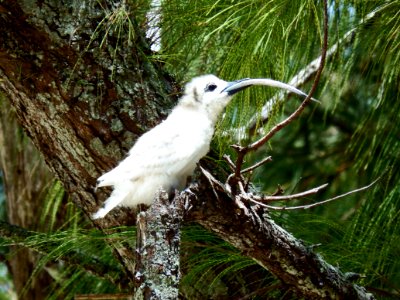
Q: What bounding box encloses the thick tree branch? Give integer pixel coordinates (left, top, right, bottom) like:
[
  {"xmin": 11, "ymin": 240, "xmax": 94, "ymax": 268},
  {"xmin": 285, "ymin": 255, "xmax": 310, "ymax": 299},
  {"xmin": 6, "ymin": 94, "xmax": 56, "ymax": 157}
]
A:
[{"xmin": 186, "ymin": 174, "xmax": 375, "ymax": 300}]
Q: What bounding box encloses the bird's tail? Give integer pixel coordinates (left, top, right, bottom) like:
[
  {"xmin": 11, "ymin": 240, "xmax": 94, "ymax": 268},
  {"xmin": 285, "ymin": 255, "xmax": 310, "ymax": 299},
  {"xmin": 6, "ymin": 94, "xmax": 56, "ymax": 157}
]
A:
[{"xmin": 92, "ymin": 181, "xmax": 132, "ymax": 219}]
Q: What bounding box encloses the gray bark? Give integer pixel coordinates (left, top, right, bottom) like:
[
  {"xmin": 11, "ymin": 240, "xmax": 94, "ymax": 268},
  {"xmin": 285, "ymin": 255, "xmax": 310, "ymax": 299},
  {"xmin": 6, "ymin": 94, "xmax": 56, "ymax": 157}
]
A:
[
  {"xmin": 134, "ymin": 190, "xmax": 183, "ymax": 299},
  {"xmin": 185, "ymin": 173, "xmax": 375, "ymax": 300}
]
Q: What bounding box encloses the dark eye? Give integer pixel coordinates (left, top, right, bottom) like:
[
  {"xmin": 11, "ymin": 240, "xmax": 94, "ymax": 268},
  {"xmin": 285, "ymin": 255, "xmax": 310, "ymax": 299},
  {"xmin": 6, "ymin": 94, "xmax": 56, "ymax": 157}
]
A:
[{"xmin": 205, "ymin": 83, "xmax": 217, "ymax": 92}]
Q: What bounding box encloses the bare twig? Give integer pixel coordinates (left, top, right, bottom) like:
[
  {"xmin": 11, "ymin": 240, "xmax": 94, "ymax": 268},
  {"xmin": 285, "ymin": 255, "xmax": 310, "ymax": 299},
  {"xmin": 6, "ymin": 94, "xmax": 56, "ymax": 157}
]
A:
[
  {"xmin": 223, "ymin": 154, "xmax": 236, "ymax": 172},
  {"xmin": 200, "ymin": 166, "xmax": 225, "ymax": 200},
  {"xmin": 247, "ymin": 178, "xmax": 380, "ymax": 210},
  {"xmin": 241, "ymin": 156, "xmax": 272, "ymax": 174},
  {"xmin": 225, "ymin": 155, "xmax": 272, "ymax": 194},
  {"xmin": 240, "ymin": 156, "xmax": 272, "ymax": 193},
  {"xmin": 230, "ymin": 0, "xmax": 329, "ymax": 191},
  {"xmin": 271, "ymin": 184, "xmax": 284, "ymax": 196},
  {"xmin": 253, "ymin": 183, "xmax": 329, "ymax": 202},
  {"xmin": 244, "ymin": 171, "xmax": 253, "ymax": 192}
]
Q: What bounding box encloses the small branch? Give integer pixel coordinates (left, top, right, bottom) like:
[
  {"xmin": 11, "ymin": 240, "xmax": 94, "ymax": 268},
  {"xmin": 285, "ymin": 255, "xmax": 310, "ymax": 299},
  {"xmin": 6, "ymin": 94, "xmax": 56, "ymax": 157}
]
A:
[
  {"xmin": 247, "ymin": 178, "xmax": 380, "ymax": 210},
  {"xmin": 232, "ymin": 0, "xmax": 329, "ymax": 180},
  {"xmin": 253, "ymin": 183, "xmax": 329, "ymax": 202},
  {"xmin": 200, "ymin": 166, "xmax": 225, "ymax": 199},
  {"xmin": 231, "ymin": 144, "xmax": 246, "ymax": 180},
  {"xmin": 223, "ymin": 154, "xmax": 236, "ymax": 172},
  {"xmin": 271, "ymin": 184, "xmax": 284, "ymax": 196},
  {"xmin": 225, "ymin": 156, "xmax": 273, "ymax": 194},
  {"xmin": 241, "ymin": 156, "xmax": 272, "ymax": 174}
]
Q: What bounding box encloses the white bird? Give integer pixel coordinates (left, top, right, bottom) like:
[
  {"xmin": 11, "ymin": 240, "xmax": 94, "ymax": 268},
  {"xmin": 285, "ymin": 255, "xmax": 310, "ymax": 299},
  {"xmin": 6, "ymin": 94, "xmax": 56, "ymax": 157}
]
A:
[{"xmin": 93, "ymin": 75, "xmax": 314, "ymax": 219}]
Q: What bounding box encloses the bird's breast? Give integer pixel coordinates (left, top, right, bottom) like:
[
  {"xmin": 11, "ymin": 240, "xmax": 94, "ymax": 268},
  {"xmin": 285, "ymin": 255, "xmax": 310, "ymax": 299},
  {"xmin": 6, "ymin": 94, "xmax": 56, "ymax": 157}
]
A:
[{"xmin": 168, "ymin": 107, "xmax": 215, "ymax": 140}]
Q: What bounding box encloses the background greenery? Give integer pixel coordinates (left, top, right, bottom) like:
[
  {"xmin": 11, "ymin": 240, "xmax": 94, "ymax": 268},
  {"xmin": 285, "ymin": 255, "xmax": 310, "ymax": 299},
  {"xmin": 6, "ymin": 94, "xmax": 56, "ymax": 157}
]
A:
[{"xmin": 0, "ymin": 0, "xmax": 399, "ymax": 299}]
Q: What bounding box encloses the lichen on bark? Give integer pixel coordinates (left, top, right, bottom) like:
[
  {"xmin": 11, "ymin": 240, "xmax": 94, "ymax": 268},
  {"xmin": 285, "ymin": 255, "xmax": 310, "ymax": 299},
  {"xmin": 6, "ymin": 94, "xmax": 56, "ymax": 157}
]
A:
[{"xmin": 134, "ymin": 190, "xmax": 183, "ymax": 300}]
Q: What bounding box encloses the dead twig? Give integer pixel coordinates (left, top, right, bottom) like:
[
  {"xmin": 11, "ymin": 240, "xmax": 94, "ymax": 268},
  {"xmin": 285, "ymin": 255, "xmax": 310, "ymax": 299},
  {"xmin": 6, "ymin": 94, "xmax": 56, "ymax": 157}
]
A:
[
  {"xmin": 271, "ymin": 185, "xmax": 284, "ymax": 196},
  {"xmin": 253, "ymin": 183, "xmax": 329, "ymax": 202},
  {"xmin": 223, "ymin": 154, "xmax": 237, "ymax": 173},
  {"xmin": 241, "ymin": 156, "xmax": 272, "ymax": 174},
  {"xmin": 200, "ymin": 166, "xmax": 225, "ymax": 201},
  {"xmin": 247, "ymin": 177, "xmax": 380, "ymax": 210}
]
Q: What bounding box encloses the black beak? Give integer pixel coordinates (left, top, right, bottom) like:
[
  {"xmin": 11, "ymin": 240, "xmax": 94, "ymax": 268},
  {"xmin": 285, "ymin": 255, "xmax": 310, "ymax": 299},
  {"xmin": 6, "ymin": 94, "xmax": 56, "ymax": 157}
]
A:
[{"xmin": 221, "ymin": 78, "xmax": 253, "ymax": 95}]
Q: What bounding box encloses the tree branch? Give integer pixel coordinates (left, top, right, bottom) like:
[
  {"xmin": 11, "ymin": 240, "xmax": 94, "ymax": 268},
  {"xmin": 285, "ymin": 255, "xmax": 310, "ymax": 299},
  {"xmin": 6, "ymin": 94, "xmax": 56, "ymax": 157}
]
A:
[
  {"xmin": 134, "ymin": 190, "xmax": 183, "ymax": 299},
  {"xmin": 240, "ymin": 156, "xmax": 272, "ymax": 174},
  {"xmin": 0, "ymin": 0, "xmax": 177, "ymax": 283},
  {"xmin": 186, "ymin": 173, "xmax": 375, "ymax": 300}
]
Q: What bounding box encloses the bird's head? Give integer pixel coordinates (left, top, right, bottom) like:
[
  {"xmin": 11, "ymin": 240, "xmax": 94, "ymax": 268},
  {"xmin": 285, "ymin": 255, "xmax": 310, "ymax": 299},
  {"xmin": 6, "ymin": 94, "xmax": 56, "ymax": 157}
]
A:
[{"xmin": 179, "ymin": 74, "xmax": 252, "ymax": 123}]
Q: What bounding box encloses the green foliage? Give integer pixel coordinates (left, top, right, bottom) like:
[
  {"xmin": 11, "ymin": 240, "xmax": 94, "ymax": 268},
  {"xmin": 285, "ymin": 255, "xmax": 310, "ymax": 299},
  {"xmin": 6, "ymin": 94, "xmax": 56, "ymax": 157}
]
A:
[
  {"xmin": 0, "ymin": 220, "xmax": 135, "ymax": 299},
  {"xmin": 39, "ymin": 181, "xmax": 66, "ymax": 232},
  {"xmin": 161, "ymin": 0, "xmax": 324, "ymax": 152},
  {"xmin": 181, "ymin": 225, "xmax": 277, "ymax": 299}
]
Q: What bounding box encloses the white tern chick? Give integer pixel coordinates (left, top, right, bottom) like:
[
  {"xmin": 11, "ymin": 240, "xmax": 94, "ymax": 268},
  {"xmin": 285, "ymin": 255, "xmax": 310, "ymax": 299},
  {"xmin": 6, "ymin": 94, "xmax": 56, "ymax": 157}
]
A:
[{"xmin": 93, "ymin": 75, "xmax": 312, "ymax": 219}]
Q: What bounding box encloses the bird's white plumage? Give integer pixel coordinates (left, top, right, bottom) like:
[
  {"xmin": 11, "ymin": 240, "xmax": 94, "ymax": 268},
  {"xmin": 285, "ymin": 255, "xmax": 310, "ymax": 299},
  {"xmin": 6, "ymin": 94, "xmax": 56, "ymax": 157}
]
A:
[
  {"xmin": 93, "ymin": 75, "xmax": 231, "ymax": 219},
  {"xmin": 93, "ymin": 74, "xmax": 314, "ymax": 219}
]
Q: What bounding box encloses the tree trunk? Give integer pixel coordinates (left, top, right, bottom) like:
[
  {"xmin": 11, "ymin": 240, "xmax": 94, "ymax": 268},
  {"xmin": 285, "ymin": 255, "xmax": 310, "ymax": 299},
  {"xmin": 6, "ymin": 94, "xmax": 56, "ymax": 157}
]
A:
[
  {"xmin": 0, "ymin": 0, "xmax": 176, "ymax": 217},
  {"xmin": 0, "ymin": 0, "xmax": 177, "ymax": 285}
]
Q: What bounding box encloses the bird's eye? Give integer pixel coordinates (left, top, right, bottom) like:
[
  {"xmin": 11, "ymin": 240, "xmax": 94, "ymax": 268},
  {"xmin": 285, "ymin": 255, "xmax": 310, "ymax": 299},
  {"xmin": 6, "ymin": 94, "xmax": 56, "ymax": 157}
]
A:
[{"xmin": 205, "ymin": 83, "xmax": 217, "ymax": 92}]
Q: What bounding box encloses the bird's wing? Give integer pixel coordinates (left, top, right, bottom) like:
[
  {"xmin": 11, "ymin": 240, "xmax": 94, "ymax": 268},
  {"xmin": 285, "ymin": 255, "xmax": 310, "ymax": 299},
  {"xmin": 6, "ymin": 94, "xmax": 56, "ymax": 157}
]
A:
[{"xmin": 97, "ymin": 121, "xmax": 210, "ymax": 187}]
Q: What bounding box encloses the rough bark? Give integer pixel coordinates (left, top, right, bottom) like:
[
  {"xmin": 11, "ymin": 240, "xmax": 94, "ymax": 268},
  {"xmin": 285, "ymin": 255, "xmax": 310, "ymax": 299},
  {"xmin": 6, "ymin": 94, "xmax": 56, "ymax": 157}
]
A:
[
  {"xmin": 185, "ymin": 172, "xmax": 375, "ymax": 300},
  {"xmin": 0, "ymin": 0, "xmax": 176, "ymax": 207},
  {"xmin": 0, "ymin": 1, "xmax": 376, "ymax": 299},
  {"xmin": 0, "ymin": 0, "xmax": 177, "ymax": 286},
  {"xmin": 134, "ymin": 190, "xmax": 183, "ymax": 299}
]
